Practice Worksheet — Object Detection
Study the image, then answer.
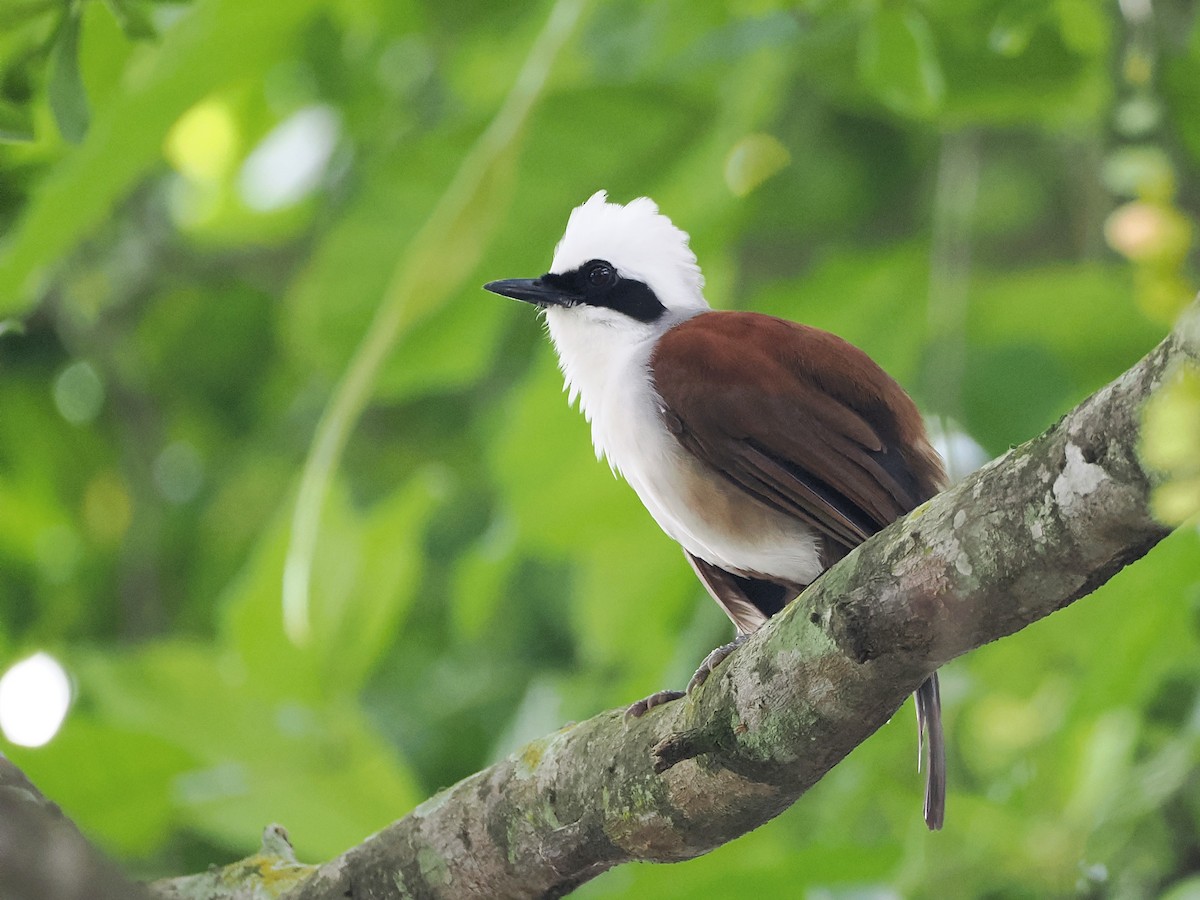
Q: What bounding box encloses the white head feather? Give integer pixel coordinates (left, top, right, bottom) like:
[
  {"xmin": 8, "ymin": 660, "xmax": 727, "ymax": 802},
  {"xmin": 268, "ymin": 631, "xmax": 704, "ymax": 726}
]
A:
[{"xmin": 549, "ymin": 190, "xmax": 708, "ymax": 314}]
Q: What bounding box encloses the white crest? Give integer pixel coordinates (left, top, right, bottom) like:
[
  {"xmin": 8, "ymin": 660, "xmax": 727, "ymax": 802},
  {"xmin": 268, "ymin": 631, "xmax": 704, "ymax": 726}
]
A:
[{"xmin": 549, "ymin": 190, "xmax": 707, "ymax": 314}]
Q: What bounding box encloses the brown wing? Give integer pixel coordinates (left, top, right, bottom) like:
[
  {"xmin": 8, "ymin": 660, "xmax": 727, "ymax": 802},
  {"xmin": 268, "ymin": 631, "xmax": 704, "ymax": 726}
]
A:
[{"xmin": 651, "ymin": 311, "xmax": 945, "ymax": 561}]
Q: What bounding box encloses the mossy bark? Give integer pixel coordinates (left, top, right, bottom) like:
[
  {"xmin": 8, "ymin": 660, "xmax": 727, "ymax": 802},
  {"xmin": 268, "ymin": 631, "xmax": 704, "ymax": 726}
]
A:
[
  {"xmin": 281, "ymin": 305, "xmax": 1199, "ymax": 899},
  {"xmin": 4, "ymin": 303, "xmax": 1196, "ymax": 900}
]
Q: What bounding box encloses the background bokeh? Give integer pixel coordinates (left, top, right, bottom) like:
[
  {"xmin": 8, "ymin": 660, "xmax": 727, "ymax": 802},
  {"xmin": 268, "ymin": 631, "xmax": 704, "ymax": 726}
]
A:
[{"xmin": 1, "ymin": 0, "xmax": 1199, "ymax": 896}]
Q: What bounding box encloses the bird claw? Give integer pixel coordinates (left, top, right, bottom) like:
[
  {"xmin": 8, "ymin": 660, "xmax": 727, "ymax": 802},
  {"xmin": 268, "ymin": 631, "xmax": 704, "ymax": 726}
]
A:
[
  {"xmin": 625, "ymin": 690, "xmax": 685, "ymax": 719},
  {"xmin": 685, "ymin": 633, "xmax": 749, "ymax": 692},
  {"xmin": 625, "ymin": 634, "xmax": 751, "ymax": 718}
]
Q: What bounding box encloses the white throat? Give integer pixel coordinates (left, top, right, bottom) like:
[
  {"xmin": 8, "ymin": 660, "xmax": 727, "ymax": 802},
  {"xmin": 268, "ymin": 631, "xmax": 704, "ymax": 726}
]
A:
[{"xmin": 543, "ymin": 305, "xmax": 679, "ymax": 468}]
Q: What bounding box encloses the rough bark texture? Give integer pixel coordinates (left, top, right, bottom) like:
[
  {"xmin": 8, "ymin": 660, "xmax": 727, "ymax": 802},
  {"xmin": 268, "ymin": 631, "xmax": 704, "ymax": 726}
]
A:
[
  {"xmin": 280, "ymin": 302, "xmax": 1198, "ymax": 899},
  {"xmin": 150, "ymin": 826, "xmax": 315, "ymax": 900},
  {"xmin": 4, "ymin": 300, "xmax": 1197, "ymax": 900}
]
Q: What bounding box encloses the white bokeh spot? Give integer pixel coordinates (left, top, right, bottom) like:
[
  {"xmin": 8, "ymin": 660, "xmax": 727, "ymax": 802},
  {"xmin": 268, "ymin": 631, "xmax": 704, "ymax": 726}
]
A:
[
  {"xmin": 238, "ymin": 105, "xmax": 340, "ymax": 212},
  {"xmin": 0, "ymin": 652, "xmax": 72, "ymax": 748}
]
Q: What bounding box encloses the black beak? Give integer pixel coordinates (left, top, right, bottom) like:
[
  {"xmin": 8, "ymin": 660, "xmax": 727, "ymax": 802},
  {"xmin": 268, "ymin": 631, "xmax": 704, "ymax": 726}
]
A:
[{"xmin": 483, "ymin": 277, "xmax": 579, "ymax": 308}]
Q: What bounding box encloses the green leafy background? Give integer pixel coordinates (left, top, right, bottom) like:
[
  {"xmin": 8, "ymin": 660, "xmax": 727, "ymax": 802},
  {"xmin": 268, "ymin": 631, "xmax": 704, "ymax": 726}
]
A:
[{"xmin": 1, "ymin": 0, "xmax": 1199, "ymax": 896}]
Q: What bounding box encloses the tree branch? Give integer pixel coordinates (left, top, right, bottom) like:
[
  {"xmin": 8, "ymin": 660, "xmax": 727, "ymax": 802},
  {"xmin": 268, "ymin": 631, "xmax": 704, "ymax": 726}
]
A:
[
  {"xmin": 0, "ymin": 753, "xmax": 153, "ymax": 900},
  {"xmin": 9, "ymin": 301, "xmax": 1196, "ymax": 900},
  {"xmin": 280, "ymin": 301, "xmax": 1200, "ymax": 899}
]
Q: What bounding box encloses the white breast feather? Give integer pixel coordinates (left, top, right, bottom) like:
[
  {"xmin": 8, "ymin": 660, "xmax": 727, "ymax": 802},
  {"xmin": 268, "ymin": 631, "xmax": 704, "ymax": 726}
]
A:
[{"xmin": 544, "ymin": 306, "xmax": 823, "ymax": 587}]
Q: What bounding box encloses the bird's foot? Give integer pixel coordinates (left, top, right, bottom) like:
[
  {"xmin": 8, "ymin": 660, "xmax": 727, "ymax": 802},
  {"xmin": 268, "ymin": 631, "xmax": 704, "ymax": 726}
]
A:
[
  {"xmin": 624, "ymin": 634, "xmax": 750, "ymax": 719},
  {"xmin": 686, "ymin": 633, "xmax": 749, "ymax": 692},
  {"xmin": 624, "ymin": 689, "xmax": 685, "ymax": 719}
]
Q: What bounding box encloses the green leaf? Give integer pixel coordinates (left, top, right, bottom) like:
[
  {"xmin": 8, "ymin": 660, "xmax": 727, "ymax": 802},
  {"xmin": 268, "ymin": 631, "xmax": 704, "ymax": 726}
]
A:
[
  {"xmin": 572, "ymin": 530, "xmax": 698, "ymax": 681},
  {"xmin": 1161, "ymin": 875, "xmax": 1200, "ymax": 900},
  {"xmin": 101, "ymin": 0, "xmax": 156, "ymax": 40},
  {"xmin": 0, "ymin": 0, "xmax": 57, "ymax": 29},
  {"xmin": 450, "ymin": 522, "xmax": 519, "ymax": 641},
  {"xmin": 283, "ymin": 0, "xmax": 590, "ymax": 646},
  {"xmin": 858, "ymin": 6, "xmax": 945, "ymax": 118},
  {"xmin": 221, "ymin": 474, "xmax": 437, "ymax": 699},
  {"xmin": 49, "ymin": 5, "xmax": 90, "ymax": 143},
  {"xmin": 1162, "ymin": 39, "xmax": 1200, "ymax": 169},
  {"xmin": 967, "ymin": 264, "xmax": 1163, "ymax": 393},
  {"xmin": 0, "ymin": 0, "xmax": 328, "ymax": 315},
  {"xmin": 281, "ymin": 145, "xmax": 511, "ymax": 403},
  {"xmin": 314, "ymin": 473, "xmax": 440, "ymax": 692},
  {"xmin": 4, "ymin": 716, "xmax": 194, "ymax": 857},
  {"xmin": 723, "ymin": 132, "xmax": 790, "ymax": 197},
  {"xmin": 1142, "ymin": 367, "xmax": 1200, "ymax": 525},
  {"xmin": 957, "ymin": 341, "xmax": 1073, "ymax": 454},
  {"xmin": 218, "ymin": 511, "xmax": 326, "ymax": 704},
  {"xmin": 76, "ymin": 642, "xmax": 422, "ymax": 860},
  {"xmin": 1054, "ymin": 0, "xmax": 1110, "ymax": 57},
  {"xmin": 988, "ymin": 4, "xmax": 1041, "ymax": 57},
  {"xmin": 960, "ymin": 265, "xmax": 1158, "ymax": 453},
  {"xmin": 489, "ymin": 355, "xmax": 633, "ymax": 554},
  {"xmin": 0, "ymin": 99, "xmax": 35, "ymax": 143}
]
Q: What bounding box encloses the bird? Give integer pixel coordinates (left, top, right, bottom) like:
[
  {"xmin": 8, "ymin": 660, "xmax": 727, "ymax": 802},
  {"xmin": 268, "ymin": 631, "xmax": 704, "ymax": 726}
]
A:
[{"xmin": 484, "ymin": 190, "xmax": 948, "ymax": 830}]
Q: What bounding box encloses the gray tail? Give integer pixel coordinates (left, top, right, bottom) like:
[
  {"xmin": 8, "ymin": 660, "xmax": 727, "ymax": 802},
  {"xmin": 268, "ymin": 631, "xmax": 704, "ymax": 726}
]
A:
[{"xmin": 915, "ymin": 673, "xmax": 946, "ymax": 830}]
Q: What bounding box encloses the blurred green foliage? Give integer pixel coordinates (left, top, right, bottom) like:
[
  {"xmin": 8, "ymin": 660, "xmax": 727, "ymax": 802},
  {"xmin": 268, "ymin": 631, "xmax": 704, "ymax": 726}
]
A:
[{"xmin": 1, "ymin": 0, "xmax": 1199, "ymax": 896}]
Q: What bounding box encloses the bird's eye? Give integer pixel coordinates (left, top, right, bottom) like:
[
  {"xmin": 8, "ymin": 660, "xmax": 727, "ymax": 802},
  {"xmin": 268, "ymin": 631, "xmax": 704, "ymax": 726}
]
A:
[{"xmin": 587, "ymin": 262, "xmax": 616, "ymax": 288}]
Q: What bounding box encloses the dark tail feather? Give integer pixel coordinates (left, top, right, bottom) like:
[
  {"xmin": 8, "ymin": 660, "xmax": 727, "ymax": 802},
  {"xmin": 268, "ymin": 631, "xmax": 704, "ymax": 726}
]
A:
[{"xmin": 915, "ymin": 673, "xmax": 946, "ymax": 830}]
